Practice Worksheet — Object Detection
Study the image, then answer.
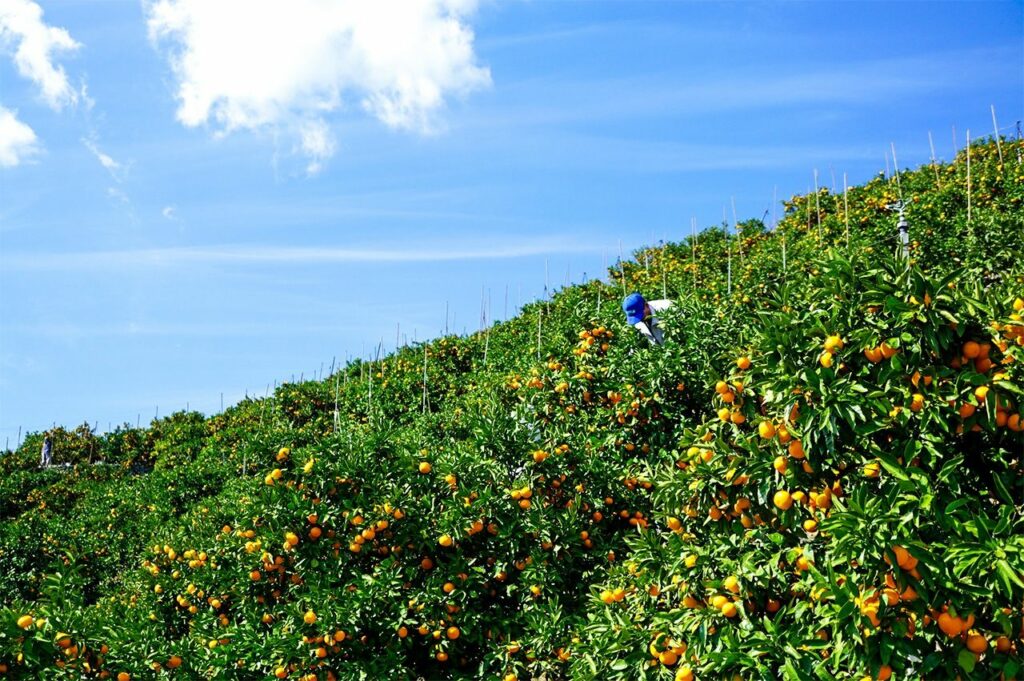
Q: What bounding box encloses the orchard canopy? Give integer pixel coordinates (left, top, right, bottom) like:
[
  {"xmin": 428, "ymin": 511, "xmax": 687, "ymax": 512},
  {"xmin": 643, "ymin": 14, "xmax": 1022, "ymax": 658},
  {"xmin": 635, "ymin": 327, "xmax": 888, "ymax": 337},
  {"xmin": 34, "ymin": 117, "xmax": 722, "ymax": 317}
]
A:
[{"xmin": 2, "ymin": 138, "xmax": 1023, "ymax": 681}]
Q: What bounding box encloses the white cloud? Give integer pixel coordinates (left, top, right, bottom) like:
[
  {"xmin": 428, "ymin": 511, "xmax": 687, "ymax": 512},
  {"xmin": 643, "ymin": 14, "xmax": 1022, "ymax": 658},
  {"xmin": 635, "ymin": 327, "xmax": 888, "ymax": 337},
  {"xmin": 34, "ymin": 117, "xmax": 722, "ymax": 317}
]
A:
[
  {"xmin": 145, "ymin": 0, "xmax": 490, "ymax": 170},
  {"xmin": 0, "ymin": 104, "xmax": 39, "ymax": 166},
  {"xmin": 298, "ymin": 120, "xmax": 335, "ymax": 175},
  {"xmin": 82, "ymin": 137, "xmax": 121, "ymax": 176},
  {"xmin": 107, "ymin": 186, "xmax": 129, "ymax": 204},
  {"xmin": 0, "ymin": 0, "xmax": 81, "ymax": 110},
  {"xmin": 162, "ymin": 205, "xmax": 177, "ymax": 220}
]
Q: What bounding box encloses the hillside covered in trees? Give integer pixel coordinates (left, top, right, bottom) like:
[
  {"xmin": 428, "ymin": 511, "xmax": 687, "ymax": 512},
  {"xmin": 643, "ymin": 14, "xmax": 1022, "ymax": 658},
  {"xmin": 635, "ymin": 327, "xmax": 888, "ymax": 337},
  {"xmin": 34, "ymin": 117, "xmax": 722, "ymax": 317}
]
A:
[{"xmin": 2, "ymin": 138, "xmax": 1023, "ymax": 680}]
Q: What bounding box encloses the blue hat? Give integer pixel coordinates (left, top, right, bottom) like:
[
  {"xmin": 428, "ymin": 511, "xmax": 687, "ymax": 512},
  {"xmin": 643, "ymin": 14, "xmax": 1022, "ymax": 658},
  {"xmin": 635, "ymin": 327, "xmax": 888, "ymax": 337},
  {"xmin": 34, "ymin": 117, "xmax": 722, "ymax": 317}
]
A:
[{"xmin": 622, "ymin": 293, "xmax": 646, "ymax": 325}]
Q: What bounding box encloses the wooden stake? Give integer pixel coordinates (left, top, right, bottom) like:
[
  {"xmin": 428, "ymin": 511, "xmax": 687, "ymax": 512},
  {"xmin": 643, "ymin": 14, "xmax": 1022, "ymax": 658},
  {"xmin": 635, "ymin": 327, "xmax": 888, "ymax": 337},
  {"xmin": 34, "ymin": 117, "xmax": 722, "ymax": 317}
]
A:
[{"xmin": 992, "ymin": 104, "xmax": 1004, "ymax": 164}]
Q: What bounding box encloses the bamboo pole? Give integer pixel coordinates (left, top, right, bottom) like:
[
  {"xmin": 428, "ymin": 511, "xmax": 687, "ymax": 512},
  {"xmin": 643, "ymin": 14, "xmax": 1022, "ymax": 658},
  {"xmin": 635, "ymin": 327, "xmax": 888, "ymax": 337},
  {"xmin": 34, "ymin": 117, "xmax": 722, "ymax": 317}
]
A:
[
  {"xmin": 966, "ymin": 129, "xmax": 972, "ymax": 226},
  {"xmin": 843, "ymin": 172, "xmax": 850, "ymax": 249},
  {"xmin": 725, "ymin": 206, "xmax": 732, "ymax": 297},
  {"xmin": 422, "ymin": 345, "xmax": 428, "ymax": 414},
  {"xmin": 618, "ymin": 240, "xmax": 625, "ymax": 296},
  {"xmin": 928, "ymin": 131, "xmax": 941, "ymax": 189},
  {"xmin": 536, "ymin": 308, "xmax": 542, "ymax": 361},
  {"xmin": 731, "ymin": 196, "xmax": 742, "ymax": 264},
  {"xmin": 992, "ymin": 105, "xmax": 1004, "ymax": 164},
  {"xmin": 813, "ymin": 169, "xmax": 821, "ymax": 239},
  {"xmin": 891, "ymin": 143, "xmax": 904, "ymax": 202},
  {"xmin": 690, "ymin": 216, "xmax": 696, "ymax": 290}
]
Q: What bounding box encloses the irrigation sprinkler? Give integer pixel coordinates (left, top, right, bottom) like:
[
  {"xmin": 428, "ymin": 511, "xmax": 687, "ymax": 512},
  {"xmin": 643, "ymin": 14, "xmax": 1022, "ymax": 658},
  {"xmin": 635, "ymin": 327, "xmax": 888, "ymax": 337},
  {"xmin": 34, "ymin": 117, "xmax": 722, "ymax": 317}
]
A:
[{"xmin": 885, "ymin": 200, "xmax": 910, "ymax": 261}]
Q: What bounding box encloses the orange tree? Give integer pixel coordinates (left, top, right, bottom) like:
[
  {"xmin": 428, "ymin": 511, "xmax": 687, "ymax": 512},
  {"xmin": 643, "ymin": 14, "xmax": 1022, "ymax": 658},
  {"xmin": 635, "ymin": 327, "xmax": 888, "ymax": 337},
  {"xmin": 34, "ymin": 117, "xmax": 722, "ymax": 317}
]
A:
[{"xmin": 1, "ymin": 138, "xmax": 1022, "ymax": 680}]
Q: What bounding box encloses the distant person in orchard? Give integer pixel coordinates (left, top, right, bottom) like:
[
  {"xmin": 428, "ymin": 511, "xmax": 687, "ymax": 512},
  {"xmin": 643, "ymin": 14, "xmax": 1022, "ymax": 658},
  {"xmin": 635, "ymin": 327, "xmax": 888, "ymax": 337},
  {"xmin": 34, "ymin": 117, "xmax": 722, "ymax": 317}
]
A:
[
  {"xmin": 40, "ymin": 434, "xmax": 53, "ymax": 468},
  {"xmin": 622, "ymin": 293, "xmax": 674, "ymax": 345}
]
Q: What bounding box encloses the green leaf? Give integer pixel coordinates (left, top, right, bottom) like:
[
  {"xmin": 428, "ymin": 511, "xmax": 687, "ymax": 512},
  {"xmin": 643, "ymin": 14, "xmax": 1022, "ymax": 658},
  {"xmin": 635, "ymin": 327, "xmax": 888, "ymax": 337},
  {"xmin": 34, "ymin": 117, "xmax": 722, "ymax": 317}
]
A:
[{"xmin": 958, "ymin": 648, "xmax": 976, "ymax": 673}]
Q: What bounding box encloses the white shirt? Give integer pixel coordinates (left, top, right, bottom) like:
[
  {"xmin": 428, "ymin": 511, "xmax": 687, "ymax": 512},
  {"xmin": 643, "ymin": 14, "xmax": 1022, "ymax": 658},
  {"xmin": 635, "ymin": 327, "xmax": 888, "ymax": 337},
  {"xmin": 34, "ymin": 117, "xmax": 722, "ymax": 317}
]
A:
[{"xmin": 633, "ymin": 299, "xmax": 673, "ymax": 345}]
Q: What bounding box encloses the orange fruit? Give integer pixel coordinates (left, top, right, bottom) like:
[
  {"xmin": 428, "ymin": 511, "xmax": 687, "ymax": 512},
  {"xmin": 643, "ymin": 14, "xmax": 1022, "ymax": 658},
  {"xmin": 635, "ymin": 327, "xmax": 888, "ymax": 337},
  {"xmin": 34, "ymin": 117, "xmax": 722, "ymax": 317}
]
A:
[
  {"xmin": 966, "ymin": 633, "xmax": 988, "ymax": 653},
  {"xmin": 788, "ymin": 440, "xmax": 805, "ymax": 459},
  {"xmin": 721, "ymin": 602, "xmax": 738, "ymax": 618},
  {"xmin": 737, "ymin": 356, "xmax": 751, "ymax": 370},
  {"xmin": 937, "ymin": 613, "xmax": 962, "ymax": 637},
  {"xmin": 773, "ymin": 456, "xmax": 788, "ymax": 474},
  {"xmin": 418, "ymin": 461, "xmax": 432, "ymax": 474},
  {"xmin": 963, "ymin": 341, "xmax": 981, "ymax": 358},
  {"xmin": 773, "ymin": 490, "xmax": 793, "ymax": 510},
  {"xmin": 659, "ymin": 649, "xmax": 679, "ymax": 666},
  {"xmin": 864, "ymin": 346, "xmax": 883, "ymax": 363},
  {"xmin": 758, "ymin": 421, "xmax": 776, "ymax": 439}
]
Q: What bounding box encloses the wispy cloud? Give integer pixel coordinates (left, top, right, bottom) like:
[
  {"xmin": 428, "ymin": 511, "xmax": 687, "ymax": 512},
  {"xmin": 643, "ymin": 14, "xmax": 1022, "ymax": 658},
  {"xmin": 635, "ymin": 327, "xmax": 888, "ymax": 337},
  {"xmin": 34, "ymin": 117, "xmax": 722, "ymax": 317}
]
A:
[
  {"xmin": 162, "ymin": 205, "xmax": 177, "ymax": 220},
  {"xmin": 2, "ymin": 238, "xmax": 604, "ymax": 271},
  {"xmin": 82, "ymin": 137, "xmax": 122, "ymax": 178},
  {"xmin": 461, "ymin": 46, "xmax": 1021, "ymax": 130}
]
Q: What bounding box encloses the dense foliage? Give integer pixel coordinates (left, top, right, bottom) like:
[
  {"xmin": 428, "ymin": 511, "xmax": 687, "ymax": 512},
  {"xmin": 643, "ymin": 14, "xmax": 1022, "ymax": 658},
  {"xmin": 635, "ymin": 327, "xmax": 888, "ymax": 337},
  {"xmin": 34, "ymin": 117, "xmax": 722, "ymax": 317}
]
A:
[{"xmin": 1, "ymin": 139, "xmax": 1022, "ymax": 680}]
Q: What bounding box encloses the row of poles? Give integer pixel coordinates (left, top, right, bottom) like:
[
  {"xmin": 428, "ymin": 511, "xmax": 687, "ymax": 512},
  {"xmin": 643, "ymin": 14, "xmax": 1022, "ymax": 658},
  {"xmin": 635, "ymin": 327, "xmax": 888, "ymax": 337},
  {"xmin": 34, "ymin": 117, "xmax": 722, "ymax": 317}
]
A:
[{"xmin": 6, "ymin": 108, "xmax": 1019, "ymax": 453}]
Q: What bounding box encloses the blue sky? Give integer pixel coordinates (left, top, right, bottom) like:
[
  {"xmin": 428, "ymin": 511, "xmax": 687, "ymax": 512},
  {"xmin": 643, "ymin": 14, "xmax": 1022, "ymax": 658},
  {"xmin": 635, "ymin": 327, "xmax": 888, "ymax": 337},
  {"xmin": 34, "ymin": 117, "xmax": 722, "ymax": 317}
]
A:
[{"xmin": 1, "ymin": 0, "xmax": 1022, "ymax": 442}]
